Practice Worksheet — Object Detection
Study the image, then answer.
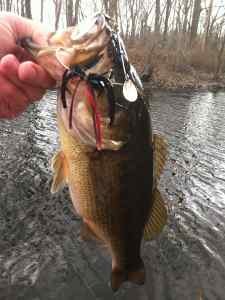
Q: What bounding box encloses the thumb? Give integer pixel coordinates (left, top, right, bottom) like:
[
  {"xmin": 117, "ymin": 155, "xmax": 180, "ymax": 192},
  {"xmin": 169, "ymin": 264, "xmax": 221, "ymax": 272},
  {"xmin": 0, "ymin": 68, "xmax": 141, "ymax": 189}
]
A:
[
  {"xmin": 19, "ymin": 61, "xmax": 55, "ymax": 89},
  {"xmin": 1, "ymin": 12, "xmax": 48, "ymax": 45}
]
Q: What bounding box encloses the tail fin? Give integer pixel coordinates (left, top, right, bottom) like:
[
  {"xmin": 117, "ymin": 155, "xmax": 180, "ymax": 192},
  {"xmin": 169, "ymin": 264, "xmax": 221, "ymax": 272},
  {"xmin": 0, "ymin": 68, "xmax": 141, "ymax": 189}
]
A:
[
  {"xmin": 111, "ymin": 266, "xmax": 145, "ymax": 291},
  {"xmin": 127, "ymin": 267, "xmax": 145, "ymax": 285},
  {"xmin": 111, "ymin": 270, "xmax": 127, "ymax": 292}
]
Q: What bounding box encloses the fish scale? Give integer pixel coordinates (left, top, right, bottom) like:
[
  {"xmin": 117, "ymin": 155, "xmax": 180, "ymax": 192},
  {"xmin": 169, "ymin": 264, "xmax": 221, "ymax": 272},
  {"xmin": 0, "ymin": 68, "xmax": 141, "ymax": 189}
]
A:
[{"xmin": 58, "ymin": 113, "xmax": 119, "ymax": 228}]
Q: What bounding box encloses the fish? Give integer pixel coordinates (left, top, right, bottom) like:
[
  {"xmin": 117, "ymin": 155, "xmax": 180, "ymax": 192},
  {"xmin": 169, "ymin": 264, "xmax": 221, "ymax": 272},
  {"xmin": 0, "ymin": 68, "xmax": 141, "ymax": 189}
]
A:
[{"xmin": 22, "ymin": 14, "xmax": 168, "ymax": 291}]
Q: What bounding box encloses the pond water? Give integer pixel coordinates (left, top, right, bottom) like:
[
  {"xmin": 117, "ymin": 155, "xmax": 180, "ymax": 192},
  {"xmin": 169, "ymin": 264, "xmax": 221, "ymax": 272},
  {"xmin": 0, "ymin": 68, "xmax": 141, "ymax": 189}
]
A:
[{"xmin": 0, "ymin": 89, "xmax": 224, "ymax": 300}]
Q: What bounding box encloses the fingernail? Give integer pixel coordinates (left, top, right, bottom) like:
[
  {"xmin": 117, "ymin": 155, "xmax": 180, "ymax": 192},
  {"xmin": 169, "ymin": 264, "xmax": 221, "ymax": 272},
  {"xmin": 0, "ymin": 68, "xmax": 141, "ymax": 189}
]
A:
[
  {"xmin": 28, "ymin": 64, "xmax": 37, "ymax": 78},
  {"xmin": 19, "ymin": 62, "xmax": 37, "ymax": 81}
]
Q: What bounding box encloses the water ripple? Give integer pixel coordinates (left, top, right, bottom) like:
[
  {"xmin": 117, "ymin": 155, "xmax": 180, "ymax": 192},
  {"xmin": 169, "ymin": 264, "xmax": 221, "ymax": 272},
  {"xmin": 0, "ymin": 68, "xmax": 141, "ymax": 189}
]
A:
[{"xmin": 0, "ymin": 89, "xmax": 225, "ymax": 299}]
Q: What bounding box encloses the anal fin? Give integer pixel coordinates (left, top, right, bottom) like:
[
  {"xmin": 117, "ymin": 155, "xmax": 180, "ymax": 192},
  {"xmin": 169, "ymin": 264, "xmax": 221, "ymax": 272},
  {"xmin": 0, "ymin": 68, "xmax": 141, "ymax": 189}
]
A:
[
  {"xmin": 80, "ymin": 220, "xmax": 99, "ymax": 241},
  {"xmin": 51, "ymin": 150, "xmax": 68, "ymax": 193},
  {"xmin": 144, "ymin": 188, "xmax": 168, "ymax": 240}
]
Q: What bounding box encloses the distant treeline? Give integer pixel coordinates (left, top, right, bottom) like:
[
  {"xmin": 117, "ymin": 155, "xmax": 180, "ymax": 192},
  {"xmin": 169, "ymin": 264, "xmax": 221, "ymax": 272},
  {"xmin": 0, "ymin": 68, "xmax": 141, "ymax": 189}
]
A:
[{"xmin": 1, "ymin": 0, "xmax": 225, "ymax": 78}]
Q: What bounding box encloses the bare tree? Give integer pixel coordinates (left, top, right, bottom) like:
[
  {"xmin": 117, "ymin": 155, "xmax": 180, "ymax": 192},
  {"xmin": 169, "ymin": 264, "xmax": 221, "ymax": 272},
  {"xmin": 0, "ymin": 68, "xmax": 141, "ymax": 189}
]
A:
[
  {"xmin": 190, "ymin": 0, "xmax": 202, "ymax": 46},
  {"xmin": 214, "ymin": 33, "xmax": 225, "ymax": 79},
  {"xmin": 155, "ymin": 0, "xmax": 161, "ymax": 33},
  {"xmin": 203, "ymin": 0, "xmax": 214, "ymax": 49},
  {"xmin": 21, "ymin": 0, "xmax": 26, "ymax": 17},
  {"xmin": 66, "ymin": 0, "xmax": 80, "ymax": 26},
  {"xmin": 163, "ymin": 0, "xmax": 172, "ymax": 41},
  {"xmin": 6, "ymin": 0, "xmax": 13, "ymax": 11},
  {"xmin": 182, "ymin": 0, "xmax": 192, "ymax": 33},
  {"xmin": 25, "ymin": 0, "xmax": 32, "ymax": 19},
  {"xmin": 102, "ymin": 0, "xmax": 118, "ymax": 20},
  {"xmin": 66, "ymin": 0, "xmax": 73, "ymax": 26},
  {"xmin": 175, "ymin": 1, "xmax": 182, "ymax": 33},
  {"xmin": 16, "ymin": 0, "xmax": 20, "ymax": 14},
  {"xmin": 129, "ymin": 0, "xmax": 139, "ymax": 39},
  {"xmin": 40, "ymin": 0, "xmax": 44, "ymax": 22},
  {"xmin": 53, "ymin": 0, "xmax": 62, "ymax": 30},
  {"xmin": 0, "ymin": 0, "xmax": 3, "ymax": 10},
  {"xmin": 74, "ymin": 0, "xmax": 80, "ymax": 24},
  {"xmin": 140, "ymin": 5, "xmax": 152, "ymax": 39}
]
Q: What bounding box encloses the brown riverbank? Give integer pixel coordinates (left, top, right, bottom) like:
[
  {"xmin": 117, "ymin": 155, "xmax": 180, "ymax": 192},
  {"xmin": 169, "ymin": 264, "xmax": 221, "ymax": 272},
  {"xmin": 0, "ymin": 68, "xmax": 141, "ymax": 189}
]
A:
[
  {"xmin": 145, "ymin": 69, "xmax": 225, "ymax": 91},
  {"xmin": 127, "ymin": 41, "xmax": 225, "ymax": 91}
]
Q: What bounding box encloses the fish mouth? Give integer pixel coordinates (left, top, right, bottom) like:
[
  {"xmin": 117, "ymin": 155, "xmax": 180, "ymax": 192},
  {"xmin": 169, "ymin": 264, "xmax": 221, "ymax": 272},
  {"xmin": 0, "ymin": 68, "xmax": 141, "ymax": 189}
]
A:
[
  {"xmin": 19, "ymin": 37, "xmax": 52, "ymax": 57},
  {"xmin": 20, "ymin": 14, "xmax": 111, "ymax": 79},
  {"xmin": 20, "ymin": 13, "xmax": 144, "ymax": 151}
]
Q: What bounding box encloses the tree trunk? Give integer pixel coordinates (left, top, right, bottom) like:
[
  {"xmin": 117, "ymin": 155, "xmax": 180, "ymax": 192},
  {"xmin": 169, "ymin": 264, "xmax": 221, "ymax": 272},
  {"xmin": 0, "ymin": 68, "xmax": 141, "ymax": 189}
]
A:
[
  {"xmin": 6, "ymin": 0, "xmax": 13, "ymax": 11},
  {"xmin": 163, "ymin": 0, "xmax": 172, "ymax": 41},
  {"xmin": 214, "ymin": 34, "xmax": 225, "ymax": 79},
  {"xmin": 54, "ymin": 0, "xmax": 62, "ymax": 30},
  {"xmin": 155, "ymin": 0, "xmax": 161, "ymax": 33},
  {"xmin": 190, "ymin": 0, "xmax": 202, "ymax": 46},
  {"xmin": 66, "ymin": 0, "xmax": 80, "ymax": 26},
  {"xmin": 175, "ymin": 2, "xmax": 182, "ymax": 33},
  {"xmin": 66, "ymin": 0, "xmax": 73, "ymax": 26},
  {"xmin": 21, "ymin": 0, "xmax": 26, "ymax": 17},
  {"xmin": 171, "ymin": 0, "xmax": 177, "ymax": 31},
  {"xmin": 73, "ymin": 0, "xmax": 80, "ymax": 25},
  {"xmin": 203, "ymin": 0, "xmax": 214, "ymax": 49},
  {"xmin": 117, "ymin": 1, "xmax": 124, "ymax": 37},
  {"xmin": 129, "ymin": 0, "xmax": 136, "ymax": 39},
  {"xmin": 16, "ymin": 0, "xmax": 20, "ymax": 14},
  {"xmin": 24, "ymin": 0, "xmax": 32, "ymax": 19},
  {"xmin": 103, "ymin": 0, "xmax": 118, "ymax": 20},
  {"xmin": 182, "ymin": 0, "xmax": 192, "ymax": 33},
  {"xmin": 40, "ymin": 0, "xmax": 44, "ymax": 22},
  {"xmin": 140, "ymin": 11, "xmax": 149, "ymax": 39}
]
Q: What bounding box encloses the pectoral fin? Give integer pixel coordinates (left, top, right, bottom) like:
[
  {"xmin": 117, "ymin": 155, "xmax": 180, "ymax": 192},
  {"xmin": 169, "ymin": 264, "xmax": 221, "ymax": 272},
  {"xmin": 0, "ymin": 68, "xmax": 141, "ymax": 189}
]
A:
[
  {"xmin": 51, "ymin": 150, "xmax": 68, "ymax": 193},
  {"xmin": 153, "ymin": 134, "xmax": 168, "ymax": 183},
  {"xmin": 144, "ymin": 188, "xmax": 168, "ymax": 240}
]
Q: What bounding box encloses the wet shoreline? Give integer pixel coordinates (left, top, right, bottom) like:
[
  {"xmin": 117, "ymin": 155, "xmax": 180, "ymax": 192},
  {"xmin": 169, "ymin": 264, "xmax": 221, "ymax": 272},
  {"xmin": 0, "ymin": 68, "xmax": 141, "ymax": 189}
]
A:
[{"xmin": 145, "ymin": 81, "xmax": 225, "ymax": 95}]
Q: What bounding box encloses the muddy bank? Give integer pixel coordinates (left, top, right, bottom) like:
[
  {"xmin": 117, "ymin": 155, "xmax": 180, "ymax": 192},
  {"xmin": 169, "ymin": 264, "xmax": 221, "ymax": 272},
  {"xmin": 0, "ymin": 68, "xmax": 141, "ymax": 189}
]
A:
[
  {"xmin": 128, "ymin": 44, "xmax": 225, "ymax": 91},
  {"xmin": 147, "ymin": 70, "xmax": 225, "ymax": 91}
]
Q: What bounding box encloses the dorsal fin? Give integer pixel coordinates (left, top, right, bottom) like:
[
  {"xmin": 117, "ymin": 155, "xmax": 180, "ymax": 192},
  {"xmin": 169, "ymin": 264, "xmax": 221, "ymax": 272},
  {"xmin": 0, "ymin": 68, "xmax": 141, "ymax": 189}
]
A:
[
  {"xmin": 144, "ymin": 188, "xmax": 168, "ymax": 240},
  {"xmin": 153, "ymin": 134, "xmax": 168, "ymax": 184},
  {"xmin": 144, "ymin": 134, "xmax": 168, "ymax": 240}
]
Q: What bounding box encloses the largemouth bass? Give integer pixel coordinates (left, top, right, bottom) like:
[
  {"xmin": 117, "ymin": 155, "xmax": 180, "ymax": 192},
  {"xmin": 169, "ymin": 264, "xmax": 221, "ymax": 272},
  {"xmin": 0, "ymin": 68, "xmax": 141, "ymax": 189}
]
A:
[{"xmin": 22, "ymin": 14, "xmax": 168, "ymax": 291}]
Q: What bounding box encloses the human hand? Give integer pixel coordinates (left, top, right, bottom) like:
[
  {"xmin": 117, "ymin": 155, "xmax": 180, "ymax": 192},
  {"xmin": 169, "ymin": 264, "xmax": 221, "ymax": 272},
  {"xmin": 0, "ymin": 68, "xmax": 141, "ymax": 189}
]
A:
[{"xmin": 0, "ymin": 13, "xmax": 55, "ymax": 119}]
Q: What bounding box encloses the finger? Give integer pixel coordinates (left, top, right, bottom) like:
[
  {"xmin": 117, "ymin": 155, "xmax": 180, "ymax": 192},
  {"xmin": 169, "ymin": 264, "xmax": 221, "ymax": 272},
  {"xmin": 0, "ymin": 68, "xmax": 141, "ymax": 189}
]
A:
[
  {"xmin": 1, "ymin": 12, "xmax": 49, "ymax": 45},
  {"xmin": 0, "ymin": 75, "xmax": 29, "ymax": 118},
  {"xmin": 13, "ymin": 14, "xmax": 49, "ymax": 45},
  {"xmin": 18, "ymin": 61, "xmax": 55, "ymax": 89},
  {"xmin": 0, "ymin": 54, "xmax": 46, "ymax": 102},
  {"xmin": 14, "ymin": 45, "xmax": 36, "ymax": 62}
]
